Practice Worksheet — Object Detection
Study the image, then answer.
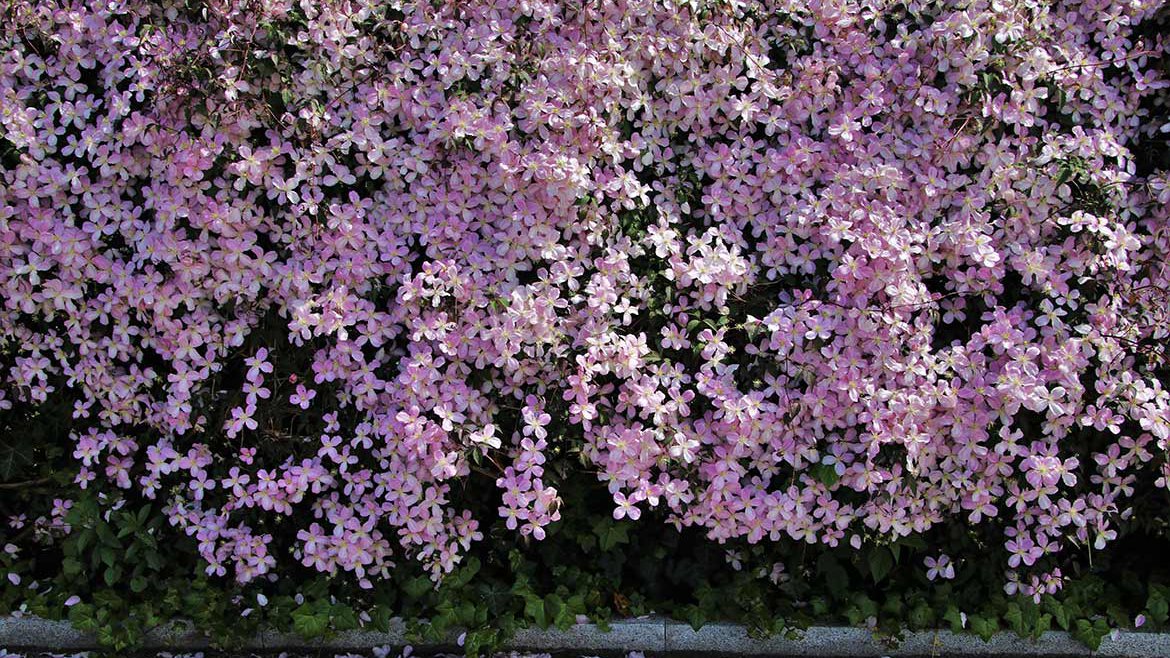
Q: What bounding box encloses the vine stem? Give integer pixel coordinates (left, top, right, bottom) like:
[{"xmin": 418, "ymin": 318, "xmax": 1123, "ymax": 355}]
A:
[{"xmin": 0, "ymin": 476, "xmax": 53, "ymax": 490}]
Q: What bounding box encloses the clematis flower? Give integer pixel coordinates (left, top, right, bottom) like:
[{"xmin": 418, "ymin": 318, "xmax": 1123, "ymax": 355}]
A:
[
  {"xmin": 0, "ymin": 0, "xmax": 1166, "ymax": 595},
  {"xmin": 924, "ymin": 554, "xmax": 955, "ymax": 581},
  {"xmin": 289, "ymin": 385, "xmax": 317, "ymax": 410},
  {"xmin": 613, "ymin": 492, "xmax": 641, "ymax": 521}
]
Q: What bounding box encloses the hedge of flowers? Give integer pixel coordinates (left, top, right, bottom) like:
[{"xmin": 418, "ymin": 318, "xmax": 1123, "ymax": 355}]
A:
[{"xmin": 1, "ymin": 0, "xmax": 1170, "ymax": 652}]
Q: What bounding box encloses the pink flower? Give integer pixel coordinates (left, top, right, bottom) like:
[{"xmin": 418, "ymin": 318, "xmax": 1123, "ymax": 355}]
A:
[
  {"xmin": 613, "ymin": 492, "xmax": 640, "ymax": 521},
  {"xmin": 289, "ymin": 384, "xmax": 316, "ymax": 409},
  {"xmin": 1, "ymin": 0, "xmax": 1166, "ymax": 593},
  {"xmin": 924, "ymin": 554, "xmax": 955, "ymax": 581},
  {"xmin": 225, "ymin": 405, "xmax": 258, "ymax": 437}
]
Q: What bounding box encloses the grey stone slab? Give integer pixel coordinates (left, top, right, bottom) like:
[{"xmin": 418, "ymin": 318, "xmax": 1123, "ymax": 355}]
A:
[
  {"xmin": 1086, "ymin": 630, "xmax": 1170, "ymax": 658},
  {"xmin": 664, "ymin": 622, "xmax": 887, "ymax": 656},
  {"xmin": 510, "ymin": 617, "xmax": 664, "ymax": 653},
  {"xmin": 7, "ymin": 615, "xmax": 1170, "ymax": 656},
  {"xmin": 663, "ymin": 621, "xmax": 1170, "ymax": 657},
  {"xmin": 893, "ymin": 628, "xmax": 1084, "ymax": 656},
  {"xmin": 0, "ymin": 616, "xmax": 94, "ymax": 651},
  {"xmin": 0, "ymin": 616, "xmax": 415, "ymax": 651},
  {"xmin": 907, "ymin": 628, "xmax": 1170, "ymax": 657}
]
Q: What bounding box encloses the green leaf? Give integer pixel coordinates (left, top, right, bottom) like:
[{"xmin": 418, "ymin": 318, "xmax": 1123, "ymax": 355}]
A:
[
  {"xmin": 445, "ymin": 556, "xmax": 480, "ymax": 589},
  {"xmin": 594, "ymin": 519, "xmax": 630, "ymax": 552},
  {"xmin": 943, "ymin": 605, "xmax": 965, "ymax": 632},
  {"xmin": 1147, "ymin": 587, "xmax": 1169, "ymax": 624},
  {"xmin": 292, "ymin": 605, "xmax": 330, "ymax": 638},
  {"xmin": 1035, "ymin": 614, "xmax": 1052, "ymax": 637},
  {"xmin": 867, "ymin": 549, "xmax": 894, "ymax": 584},
  {"xmin": 817, "ymin": 554, "xmax": 849, "ymax": 598},
  {"xmin": 332, "ymin": 605, "xmax": 359, "ymax": 631},
  {"xmin": 810, "ymin": 463, "xmax": 840, "ymax": 487},
  {"xmin": 908, "ymin": 602, "xmax": 934, "ymax": 629},
  {"xmin": 62, "ymin": 557, "xmax": 82, "ymax": 577},
  {"xmin": 1005, "ymin": 603, "xmax": 1024, "ymax": 635},
  {"xmin": 894, "ymin": 535, "xmax": 928, "ymax": 551},
  {"xmin": 525, "ymin": 596, "xmax": 547, "ymax": 627},
  {"xmin": 402, "ymin": 576, "xmax": 431, "ymax": 601},
  {"xmin": 95, "ymin": 523, "xmax": 119, "ymax": 548},
  {"xmin": 1073, "ymin": 618, "xmax": 1110, "ymax": 651},
  {"xmin": 464, "ymin": 628, "xmax": 491, "ymax": 656},
  {"xmin": 74, "ymin": 528, "xmax": 93, "ymax": 554},
  {"xmin": 0, "ymin": 439, "xmax": 35, "ymax": 480},
  {"xmin": 68, "ymin": 604, "xmax": 98, "ymax": 633},
  {"xmin": 145, "ymin": 551, "xmax": 165, "ymax": 571},
  {"xmin": 547, "ymin": 593, "xmax": 573, "ymax": 629},
  {"xmin": 970, "ymin": 615, "xmax": 998, "ymax": 642},
  {"xmin": 1049, "ymin": 601, "xmax": 1071, "ymax": 630},
  {"xmin": 684, "ymin": 605, "xmax": 706, "ymax": 631},
  {"xmin": 370, "ymin": 605, "xmax": 395, "ymax": 633}
]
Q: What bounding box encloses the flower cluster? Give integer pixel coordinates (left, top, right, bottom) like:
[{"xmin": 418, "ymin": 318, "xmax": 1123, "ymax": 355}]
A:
[{"xmin": 1, "ymin": 0, "xmax": 1168, "ymax": 594}]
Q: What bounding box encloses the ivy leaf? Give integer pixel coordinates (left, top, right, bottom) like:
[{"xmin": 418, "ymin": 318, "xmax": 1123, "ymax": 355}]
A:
[
  {"xmin": 464, "ymin": 629, "xmax": 493, "ymax": 656},
  {"xmin": 332, "ymin": 604, "xmax": 359, "ymax": 631},
  {"xmin": 810, "ymin": 463, "xmax": 840, "ymax": 487},
  {"xmin": 1146, "ymin": 587, "xmax": 1169, "ymax": 624},
  {"xmin": 867, "ymin": 548, "xmax": 894, "ymax": 584},
  {"xmin": 444, "ymin": 557, "xmax": 481, "ymax": 589},
  {"xmin": 684, "ymin": 605, "xmax": 706, "ymax": 631},
  {"xmin": 594, "ymin": 519, "xmax": 630, "ymax": 552},
  {"xmin": 895, "ymin": 535, "xmax": 928, "ymax": 551},
  {"xmin": 1073, "ymin": 618, "xmax": 1110, "ymax": 651},
  {"xmin": 68, "ymin": 604, "xmax": 99, "ymax": 633},
  {"xmin": 943, "ymin": 605, "xmax": 965, "ymax": 632},
  {"xmin": 95, "ymin": 523, "xmax": 120, "ymax": 548},
  {"xmin": 1048, "ymin": 601, "xmax": 1071, "ymax": 630},
  {"xmin": 970, "ymin": 615, "xmax": 998, "ymax": 642},
  {"xmin": 62, "ymin": 557, "xmax": 82, "ymax": 577},
  {"xmin": 0, "ymin": 438, "xmax": 35, "ymax": 480},
  {"xmin": 1005, "ymin": 603, "xmax": 1024, "ymax": 635},
  {"xmin": 525, "ymin": 596, "xmax": 547, "ymax": 628},
  {"xmin": 370, "ymin": 606, "xmax": 395, "ymax": 632},
  {"xmin": 546, "ymin": 594, "xmax": 573, "ymax": 629},
  {"xmin": 402, "ymin": 576, "xmax": 431, "ymax": 601},
  {"xmin": 816, "ymin": 553, "xmax": 849, "ymax": 598},
  {"xmin": 292, "ymin": 606, "xmax": 329, "ymax": 638},
  {"xmin": 1035, "ymin": 614, "xmax": 1052, "ymax": 637},
  {"xmin": 908, "ymin": 602, "xmax": 934, "ymax": 629}
]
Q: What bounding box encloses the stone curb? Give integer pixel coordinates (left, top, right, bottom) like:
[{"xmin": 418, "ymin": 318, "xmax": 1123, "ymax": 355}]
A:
[{"xmin": 4, "ymin": 616, "xmax": 1170, "ymax": 655}]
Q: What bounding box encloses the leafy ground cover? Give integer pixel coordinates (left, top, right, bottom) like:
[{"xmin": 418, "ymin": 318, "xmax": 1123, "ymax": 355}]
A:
[{"xmin": 2, "ymin": 0, "xmax": 1170, "ymax": 653}]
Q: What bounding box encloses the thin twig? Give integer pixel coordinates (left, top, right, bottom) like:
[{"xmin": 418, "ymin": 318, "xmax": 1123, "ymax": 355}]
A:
[{"xmin": 0, "ymin": 476, "xmax": 53, "ymax": 490}]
